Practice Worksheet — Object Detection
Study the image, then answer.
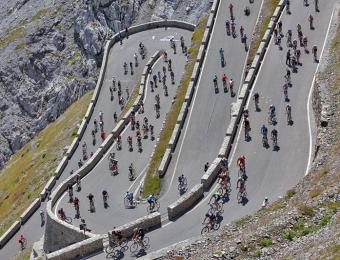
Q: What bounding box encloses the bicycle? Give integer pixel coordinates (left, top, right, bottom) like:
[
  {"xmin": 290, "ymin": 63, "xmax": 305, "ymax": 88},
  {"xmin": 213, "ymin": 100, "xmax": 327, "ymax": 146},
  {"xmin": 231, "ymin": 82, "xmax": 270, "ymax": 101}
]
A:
[
  {"xmin": 217, "ymin": 181, "xmax": 231, "ymax": 195},
  {"xmin": 201, "ymin": 219, "xmax": 220, "ymax": 235},
  {"xmin": 58, "ymin": 213, "xmax": 72, "ymax": 224},
  {"xmin": 208, "ymin": 201, "xmax": 223, "ymax": 215},
  {"xmin": 19, "ymin": 238, "xmax": 27, "ymax": 250},
  {"xmin": 177, "ymin": 177, "xmax": 188, "ymax": 192},
  {"xmin": 105, "ymin": 237, "xmax": 128, "ymax": 254},
  {"xmin": 130, "ymin": 236, "xmax": 150, "ymax": 254},
  {"xmin": 124, "ymin": 197, "xmax": 137, "ymax": 208},
  {"xmin": 146, "ymin": 200, "xmax": 160, "ymax": 213},
  {"xmin": 237, "ymin": 187, "xmax": 247, "ymax": 203}
]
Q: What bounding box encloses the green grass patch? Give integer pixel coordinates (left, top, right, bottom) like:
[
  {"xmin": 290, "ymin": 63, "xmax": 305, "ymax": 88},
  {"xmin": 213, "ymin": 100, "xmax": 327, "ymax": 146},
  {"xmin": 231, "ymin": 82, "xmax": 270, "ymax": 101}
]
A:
[
  {"xmin": 67, "ymin": 51, "xmax": 82, "ymax": 64},
  {"xmin": 0, "ymin": 27, "xmax": 24, "ymax": 48},
  {"xmin": 142, "ymin": 13, "xmax": 209, "ymax": 197},
  {"xmin": 15, "ymin": 40, "xmax": 25, "ymax": 50},
  {"xmin": 235, "ymin": 215, "xmax": 252, "ymax": 226},
  {"xmin": 51, "ymin": 5, "xmax": 62, "ymax": 16},
  {"xmin": 247, "ymin": 0, "xmax": 280, "ymax": 65},
  {"xmin": 298, "ymin": 204, "xmax": 315, "ymax": 217},
  {"xmin": 328, "ymin": 201, "xmax": 340, "ymax": 212},
  {"xmin": 32, "ymin": 7, "xmax": 51, "ymax": 22},
  {"xmin": 260, "ymin": 238, "xmax": 272, "ymax": 247},
  {"xmin": 309, "ymin": 187, "xmax": 323, "ymax": 198},
  {"xmin": 254, "ymin": 251, "xmax": 261, "ymax": 257},
  {"xmin": 0, "ymin": 91, "xmax": 93, "ymax": 236},
  {"xmin": 286, "ymin": 188, "xmax": 296, "ymax": 198}
]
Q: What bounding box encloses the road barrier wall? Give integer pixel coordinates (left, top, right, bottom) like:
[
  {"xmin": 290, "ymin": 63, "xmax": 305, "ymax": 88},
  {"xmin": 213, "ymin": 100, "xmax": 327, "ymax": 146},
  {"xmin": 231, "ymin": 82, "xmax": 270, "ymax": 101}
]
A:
[
  {"xmin": 45, "ymin": 235, "xmax": 104, "ymax": 260},
  {"xmin": 156, "ymin": 0, "xmax": 221, "ymax": 180},
  {"xmin": 201, "ymin": 158, "xmax": 222, "ymax": 190},
  {"xmin": 20, "ymin": 198, "xmax": 41, "ymax": 224},
  {"xmin": 158, "ymin": 148, "xmax": 172, "ymax": 177},
  {"xmin": 112, "ymin": 212, "xmax": 161, "ymax": 238},
  {"xmin": 43, "ymin": 203, "xmax": 95, "ymax": 253},
  {"xmin": 54, "ymin": 156, "xmax": 68, "ymax": 179},
  {"xmin": 168, "ymin": 184, "xmax": 204, "ymax": 220},
  {"xmin": 40, "ymin": 176, "xmax": 57, "ymax": 201},
  {"xmin": 0, "ymin": 221, "xmax": 21, "ymax": 248}
]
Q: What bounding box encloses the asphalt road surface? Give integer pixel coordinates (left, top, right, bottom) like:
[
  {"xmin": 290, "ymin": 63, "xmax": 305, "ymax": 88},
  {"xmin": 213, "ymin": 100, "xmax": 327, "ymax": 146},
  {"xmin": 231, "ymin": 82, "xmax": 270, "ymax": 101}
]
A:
[
  {"xmin": 89, "ymin": 0, "xmax": 337, "ymax": 259},
  {"xmin": 0, "ymin": 27, "xmax": 192, "ymax": 260}
]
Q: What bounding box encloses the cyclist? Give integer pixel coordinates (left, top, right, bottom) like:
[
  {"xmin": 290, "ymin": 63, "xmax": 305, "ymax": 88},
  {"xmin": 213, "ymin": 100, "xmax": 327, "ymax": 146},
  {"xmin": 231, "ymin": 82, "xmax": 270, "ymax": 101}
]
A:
[
  {"xmin": 261, "ymin": 124, "xmax": 268, "ymax": 145},
  {"xmin": 269, "ymin": 104, "xmax": 276, "ymax": 122},
  {"xmin": 132, "ymin": 228, "xmax": 145, "ymax": 247},
  {"xmin": 219, "ymin": 47, "xmax": 224, "ymax": 57},
  {"xmin": 18, "ymin": 235, "xmax": 26, "ymax": 249},
  {"xmin": 68, "ymin": 184, "xmax": 73, "ymax": 201},
  {"xmin": 116, "ymin": 135, "xmax": 122, "ymax": 149},
  {"xmin": 229, "ymin": 78, "xmax": 234, "ymax": 94},
  {"xmin": 128, "ymin": 163, "xmax": 135, "ymax": 179},
  {"xmin": 204, "ymin": 212, "xmax": 216, "ymax": 229},
  {"xmin": 225, "ymin": 19, "xmax": 231, "ymax": 34},
  {"xmin": 73, "ymin": 196, "xmax": 80, "ymax": 213},
  {"xmin": 237, "ymin": 155, "xmax": 246, "ymax": 172},
  {"xmin": 124, "ymin": 191, "xmax": 134, "ymax": 206},
  {"xmin": 218, "ymin": 171, "xmax": 229, "ymax": 191},
  {"xmin": 253, "ymin": 92, "xmax": 259, "ymax": 109},
  {"xmin": 286, "ymin": 29, "xmax": 292, "ymax": 47},
  {"xmin": 39, "ymin": 208, "xmax": 45, "ymax": 223},
  {"xmin": 87, "ymin": 193, "xmax": 94, "ymax": 211},
  {"xmin": 213, "ymin": 75, "xmax": 218, "ymax": 88},
  {"xmin": 308, "ymin": 14, "xmax": 314, "ymax": 29},
  {"xmin": 112, "ymin": 228, "xmax": 123, "ymax": 245},
  {"xmin": 286, "ymin": 104, "xmax": 292, "ymax": 123},
  {"xmin": 262, "ymin": 197, "xmax": 269, "ymax": 208},
  {"xmin": 204, "ymin": 162, "xmax": 210, "ymax": 172},
  {"xmin": 58, "ymin": 207, "xmax": 66, "ymax": 220},
  {"xmin": 102, "ymin": 190, "xmax": 109, "ymax": 206},
  {"xmin": 271, "ymin": 128, "xmax": 278, "ymax": 146},
  {"xmin": 240, "ymin": 25, "xmax": 244, "ymax": 38},
  {"xmin": 147, "ymin": 194, "xmax": 157, "ymax": 209},
  {"xmin": 212, "ymin": 190, "xmax": 222, "ymax": 209},
  {"xmin": 237, "ymin": 176, "xmax": 246, "ymax": 193},
  {"xmin": 178, "ymin": 174, "xmax": 186, "ymax": 187},
  {"xmin": 78, "ymin": 159, "xmax": 83, "ymax": 168},
  {"xmin": 312, "ymin": 45, "xmax": 318, "ymax": 61},
  {"xmin": 244, "ymin": 117, "xmax": 250, "ymax": 139},
  {"xmin": 99, "ymin": 111, "xmax": 104, "ymax": 122},
  {"xmin": 127, "ymin": 135, "xmax": 133, "ymax": 149},
  {"xmin": 94, "ymin": 119, "xmax": 98, "ymax": 132},
  {"xmin": 222, "ymin": 73, "xmax": 227, "ymax": 84}
]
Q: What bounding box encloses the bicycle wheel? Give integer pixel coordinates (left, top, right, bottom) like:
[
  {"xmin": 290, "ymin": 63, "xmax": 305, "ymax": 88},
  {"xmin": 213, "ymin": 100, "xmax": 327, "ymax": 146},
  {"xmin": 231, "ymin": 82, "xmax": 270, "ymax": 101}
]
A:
[
  {"xmin": 105, "ymin": 245, "xmax": 114, "ymax": 254},
  {"xmin": 65, "ymin": 216, "xmax": 72, "ymax": 224},
  {"xmin": 237, "ymin": 191, "xmax": 242, "ymax": 203},
  {"xmin": 142, "ymin": 236, "xmax": 150, "ymax": 249},
  {"xmin": 201, "ymin": 226, "xmax": 209, "ymax": 235},
  {"xmin": 146, "ymin": 204, "xmax": 152, "ymax": 213},
  {"xmin": 154, "ymin": 201, "xmax": 160, "ymax": 211},
  {"xmin": 217, "ymin": 186, "xmax": 224, "ymax": 195},
  {"xmin": 213, "ymin": 222, "xmax": 221, "ymax": 231},
  {"xmin": 119, "ymin": 238, "xmax": 128, "ymax": 251},
  {"xmin": 129, "ymin": 241, "xmax": 139, "ymax": 253}
]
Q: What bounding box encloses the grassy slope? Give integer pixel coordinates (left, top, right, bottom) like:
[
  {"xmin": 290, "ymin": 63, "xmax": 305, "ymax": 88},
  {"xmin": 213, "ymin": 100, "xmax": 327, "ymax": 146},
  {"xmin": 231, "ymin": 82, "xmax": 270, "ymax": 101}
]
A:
[
  {"xmin": 0, "ymin": 91, "xmax": 93, "ymax": 236},
  {"xmin": 142, "ymin": 14, "xmax": 209, "ymax": 197},
  {"xmin": 247, "ymin": 0, "xmax": 280, "ymax": 65}
]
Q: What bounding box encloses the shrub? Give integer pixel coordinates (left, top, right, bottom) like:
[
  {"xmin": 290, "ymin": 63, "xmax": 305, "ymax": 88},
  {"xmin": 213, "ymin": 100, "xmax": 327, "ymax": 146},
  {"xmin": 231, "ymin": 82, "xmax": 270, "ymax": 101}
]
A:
[
  {"xmin": 286, "ymin": 189, "xmax": 296, "ymax": 198},
  {"xmin": 260, "ymin": 239, "xmax": 272, "ymax": 247},
  {"xmin": 298, "ymin": 204, "xmax": 315, "ymax": 217}
]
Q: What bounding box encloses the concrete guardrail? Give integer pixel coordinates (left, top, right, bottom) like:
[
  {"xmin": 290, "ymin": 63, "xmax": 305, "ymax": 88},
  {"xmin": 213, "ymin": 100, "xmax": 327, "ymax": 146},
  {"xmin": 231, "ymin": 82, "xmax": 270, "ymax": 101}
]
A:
[
  {"xmin": 168, "ymin": 184, "xmax": 204, "ymax": 220},
  {"xmin": 112, "ymin": 212, "xmax": 161, "ymax": 238}
]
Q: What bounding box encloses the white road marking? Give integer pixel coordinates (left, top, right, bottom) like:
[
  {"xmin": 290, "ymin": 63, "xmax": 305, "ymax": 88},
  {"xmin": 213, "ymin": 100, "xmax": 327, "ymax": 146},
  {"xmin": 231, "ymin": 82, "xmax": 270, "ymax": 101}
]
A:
[{"xmin": 305, "ymin": 5, "xmax": 335, "ymax": 176}]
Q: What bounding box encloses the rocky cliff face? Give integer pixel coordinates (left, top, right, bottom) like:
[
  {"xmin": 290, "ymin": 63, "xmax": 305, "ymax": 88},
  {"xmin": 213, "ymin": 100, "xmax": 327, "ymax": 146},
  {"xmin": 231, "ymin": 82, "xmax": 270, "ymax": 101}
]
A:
[{"xmin": 0, "ymin": 0, "xmax": 211, "ymax": 169}]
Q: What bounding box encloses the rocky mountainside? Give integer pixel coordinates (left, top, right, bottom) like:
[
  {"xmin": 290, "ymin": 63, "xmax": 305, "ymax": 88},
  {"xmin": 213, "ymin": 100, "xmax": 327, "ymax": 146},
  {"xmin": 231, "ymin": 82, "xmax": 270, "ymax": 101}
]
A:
[{"xmin": 0, "ymin": 0, "xmax": 211, "ymax": 169}]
